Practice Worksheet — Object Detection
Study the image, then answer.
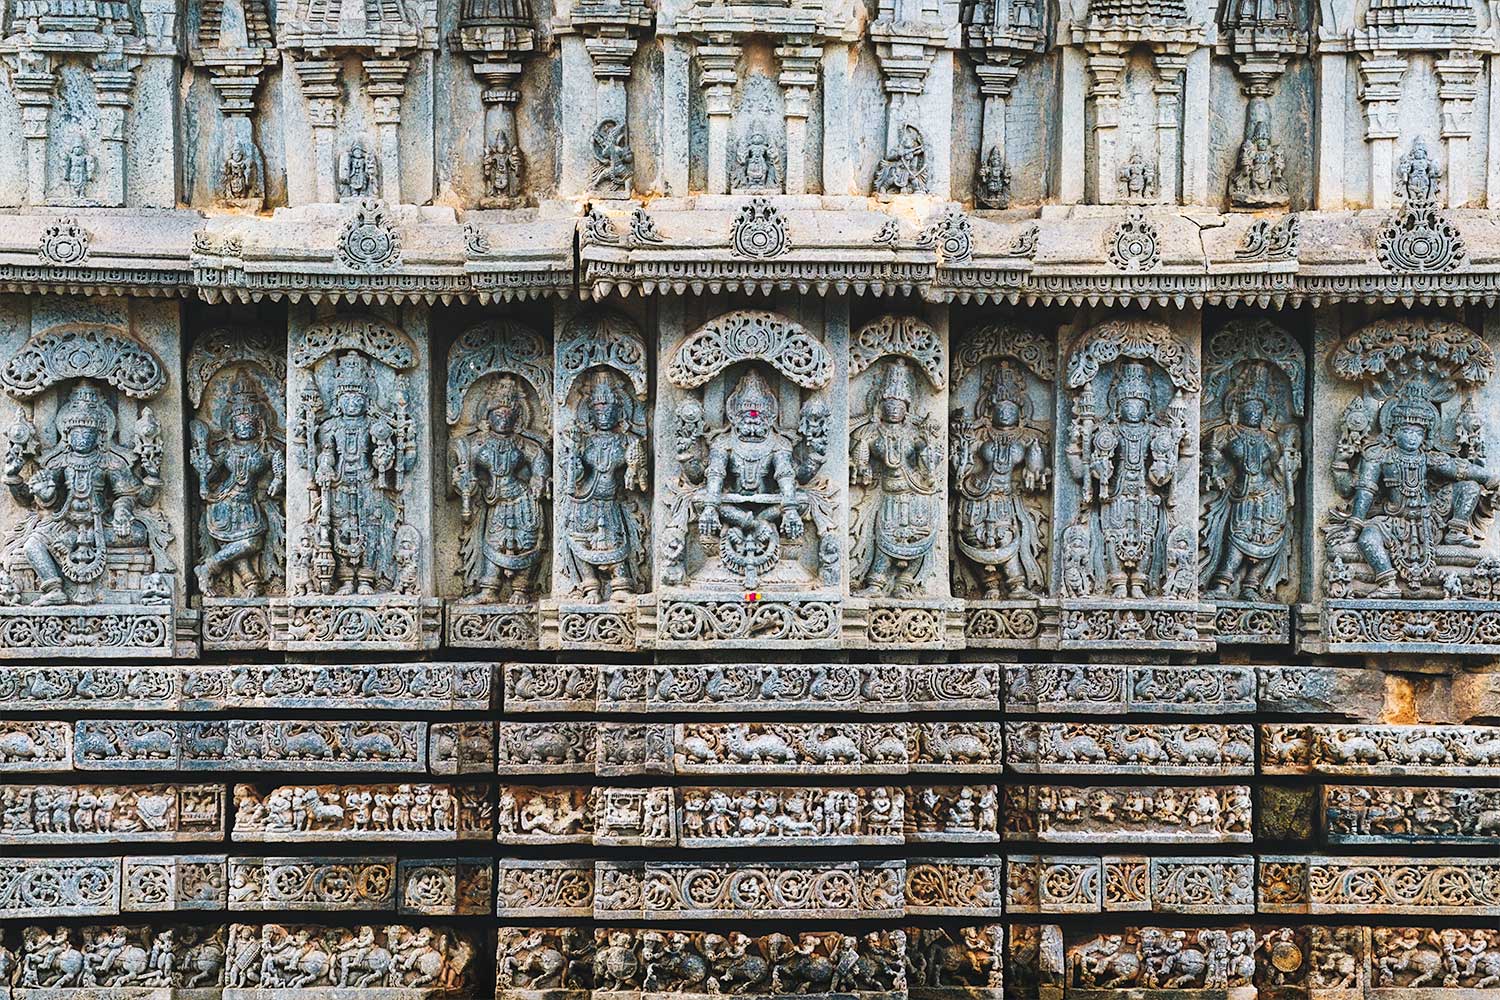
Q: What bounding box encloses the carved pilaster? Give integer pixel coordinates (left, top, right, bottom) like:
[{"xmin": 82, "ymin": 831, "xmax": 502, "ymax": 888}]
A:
[
  {"xmin": 365, "ymin": 58, "xmax": 411, "ymax": 203},
  {"xmin": 697, "ymin": 41, "xmax": 741, "ymax": 196},
  {"xmin": 292, "ymin": 59, "xmax": 344, "ymax": 205}
]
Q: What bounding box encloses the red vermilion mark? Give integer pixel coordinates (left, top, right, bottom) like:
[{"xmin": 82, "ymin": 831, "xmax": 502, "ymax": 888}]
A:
[{"xmin": 744, "ymin": 592, "xmax": 761, "ymax": 602}]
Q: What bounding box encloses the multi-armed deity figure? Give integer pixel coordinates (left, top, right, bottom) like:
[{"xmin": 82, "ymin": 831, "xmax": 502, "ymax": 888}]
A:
[
  {"xmin": 559, "ymin": 370, "xmax": 648, "ymax": 602},
  {"xmin": 452, "ymin": 375, "xmax": 551, "ymax": 603},
  {"xmin": 1327, "ymin": 380, "xmax": 1497, "ymax": 598},
  {"xmin": 302, "ymin": 351, "xmax": 415, "ymax": 596},
  {"xmin": 1201, "ymin": 363, "xmax": 1300, "ymax": 601},
  {"xmin": 850, "ymin": 359, "xmax": 941, "ymax": 597},
  {"xmin": 697, "ymin": 370, "xmax": 806, "ymax": 588},
  {"xmin": 3, "ymin": 383, "xmax": 168, "ymax": 605},
  {"xmin": 953, "ymin": 359, "xmax": 1049, "ymax": 599},
  {"xmin": 1067, "ymin": 360, "xmax": 1190, "ymax": 599},
  {"xmin": 190, "ymin": 376, "xmax": 285, "ymax": 597}
]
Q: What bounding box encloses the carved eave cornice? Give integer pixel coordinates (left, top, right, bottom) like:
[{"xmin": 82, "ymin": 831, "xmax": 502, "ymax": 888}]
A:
[
  {"xmin": 192, "ymin": 204, "xmax": 475, "ymax": 305},
  {"xmin": 1287, "ymin": 208, "xmax": 1500, "ymax": 307},
  {"xmin": 1068, "ymin": 16, "xmax": 1207, "ymax": 52},
  {"xmin": 576, "ymin": 199, "xmax": 936, "ymax": 299},
  {"xmin": 667, "ymin": 2, "xmax": 826, "ymax": 39},
  {"xmin": 0, "ymin": 209, "xmax": 195, "ymax": 297},
  {"xmin": 462, "ymin": 213, "xmax": 577, "ymax": 302},
  {"xmin": 997, "ymin": 209, "xmax": 1288, "ymax": 308}
]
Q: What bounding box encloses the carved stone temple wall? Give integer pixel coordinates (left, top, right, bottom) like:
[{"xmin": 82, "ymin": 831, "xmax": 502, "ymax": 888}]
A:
[{"xmin": 10, "ymin": 0, "xmax": 1500, "ymax": 997}]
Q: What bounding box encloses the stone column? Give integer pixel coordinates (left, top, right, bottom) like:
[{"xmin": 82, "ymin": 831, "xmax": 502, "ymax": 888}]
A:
[
  {"xmin": 207, "ymin": 65, "xmax": 270, "ymax": 209},
  {"xmin": 1085, "ymin": 50, "xmax": 1125, "ymax": 203},
  {"xmin": 1314, "ymin": 48, "xmax": 1346, "ymax": 209},
  {"xmin": 365, "ymin": 58, "xmax": 410, "ymax": 203},
  {"xmin": 471, "ymin": 59, "xmax": 525, "ymax": 200},
  {"xmin": 1436, "ymin": 51, "xmax": 1481, "ymax": 208},
  {"xmin": 584, "ymin": 31, "xmax": 639, "ymax": 194},
  {"xmin": 92, "ymin": 57, "xmax": 139, "ymax": 207},
  {"xmin": 1489, "ymin": 54, "xmax": 1500, "ymax": 207},
  {"xmin": 1057, "ymin": 44, "xmax": 1086, "ymax": 204},
  {"xmin": 7, "ymin": 53, "xmax": 55, "ymax": 206},
  {"xmin": 1358, "ymin": 54, "xmax": 1406, "ymax": 210},
  {"xmin": 821, "ymin": 41, "xmax": 855, "ymax": 194},
  {"xmin": 1180, "ymin": 46, "xmax": 1210, "ymax": 205},
  {"xmin": 1152, "ymin": 51, "xmax": 1186, "ymax": 205},
  {"xmin": 660, "ymin": 37, "xmax": 691, "ymax": 194},
  {"xmin": 294, "ymin": 59, "xmax": 343, "ymax": 204},
  {"xmin": 697, "ymin": 40, "xmax": 740, "ymax": 195},
  {"xmin": 975, "ymin": 62, "xmax": 1020, "ymax": 178},
  {"xmin": 777, "ymin": 44, "xmax": 819, "ymax": 195}
]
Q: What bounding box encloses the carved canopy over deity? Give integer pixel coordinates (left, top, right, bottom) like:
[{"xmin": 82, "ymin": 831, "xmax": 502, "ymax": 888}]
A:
[
  {"xmin": 446, "ymin": 321, "xmax": 553, "ymax": 605},
  {"xmin": 0, "ymin": 325, "xmax": 174, "ymax": 608},
  {"xmin": 662, "ymin": 311, "xmax": 839, "ymax": 592},
  {"xmin": 950, "ymin": 324, "xmax": 1054, "ymax": 601},
  {"xmin": 848, "ymin": 315, "xmax": 946, "ymax": 598},
  {"xmin": 1323, "ymin": 317, "xmax": 1500, "ymax": 600},
  {"xmin": 1199, "ymin": 320, "xmax": 1304, "ymax": 604}
]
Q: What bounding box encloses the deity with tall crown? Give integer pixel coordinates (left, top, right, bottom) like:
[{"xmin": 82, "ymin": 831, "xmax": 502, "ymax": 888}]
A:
[
  {"xmin": 307, "ymin": 351, "xmax": 411, "ymax": 596},
  {"xmin": 953, "ymin": 359, "xmax": 1049, "ymax": 599},
  {"xmin": 698, "ymin": 369, "xmax": 805, "ymax": 588},
  {"xmin": 190, "ymin": 376, "xmax": 285, "ymax": 597},
  {"xmin": 453, "ymin": 374, "xmax": 551, "ymax": 603},
  {"xmin": 559, "ymin": 370, "xmax": 647, "ymax": 602},
  {"xmin": 850, "ymin": 359, "xmax": 941, "ymax": 596},
  {"xmin": 3, "ymin": 383, "xmax": 166, "ymax": 605},
  {"xmin": 1068, "ymin": 360, "xmax": 1189, "ymax": 598},
  {"xmin": 1326, "ymin": 378, "xmax": 1497, "ymax": 597},
  {"xmin": 1201, "ymin": 363, "xmax": 1299, "ymax": 601}
]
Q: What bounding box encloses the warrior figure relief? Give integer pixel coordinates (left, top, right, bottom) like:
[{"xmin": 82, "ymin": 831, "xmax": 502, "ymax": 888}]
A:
[
  {"xmin": 1068, "ymin": 360, "xmax": 1190, "ymax": 598},
  {"xmin": 3, "ymin": 383, "xmax": 170, "ymax": 606},
  {"xmin": 301, "ymin": 351, "xmax": 416, "ymax": 596},
  {"xmin": 953, "ymin": 360, "xmax": 1049, "ymax": 599},
  {"xmin": 453, "ymin": 376, "xmax": 551, "ymax": 603},
  {"xmin": 851, "ymin": 359, "xmax": 941, "ymax": 597},
  {"xmin": 559, "ymin": 370, "xmax": 647, "ymax": 602},
  {"xmin": 698, "ymin": 370, "xmax": 805, "ymax": 589},
  {"xmin": 191, "ymin": 377, "xmax": 285, "ymax": 597},
  {"xmin": 1201, "ymin": 363, "xmax": 1300, "ymax": 601}
]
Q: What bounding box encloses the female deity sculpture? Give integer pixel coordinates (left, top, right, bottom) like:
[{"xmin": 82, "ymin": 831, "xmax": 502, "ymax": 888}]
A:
[
  {"xmin": 850, "ymin": 359, "xmax": 941, "ymax": 597},
  {"xmin": 559, "ymin": 370, "xmax": 648, "ymax": 602},
  {"xmin": 953, "ymin": 359, "xmax": 1049, "ymax": 599},
  {"xmin": 1201, "ymin": 361, "xmax": 1300, "ymax": 601},
  {"xmin": 190, "ymin": 376, "xmax": 285, "ymax": 597},
  {"xmin": 453, "ymin": 375, "xmax": 551, "ymax": 603}
]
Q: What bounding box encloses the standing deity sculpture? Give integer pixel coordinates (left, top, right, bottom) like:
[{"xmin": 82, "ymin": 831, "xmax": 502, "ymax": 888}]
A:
[
  {"xmin": 190, "ymin": 377, "xmax": 284, "ymax": 597},
  {"xmin": 293, "ymin": 337, "xmax": 418, "ymax": 597},
  {"xmin": 63, "ymin": 140, "xmax": 96, "ymax": 199},
  {"xmin": 734, "ymin": 129, "xmax": 781, "ymax": 192},
  {"xmin": 952, "ymin": 346, "xmax": 1051, "ymax": 600},
  {"xmin": 222, "ymin": 143, "xmax": 255, "ymax": 201},
  {"xmin": 662, "ymin": 311, "xmax": 839, "ymax": 593},
  {"xmin": 555, "ymin": 314, "xmax": 650, "ymax": 603},
  {"xmin": 1118, "ymin": 151, "xmax": 1155, "ymax": 202},
  {"xmin": 484, "ymin": 137, "xmax": 523, "ymax": 200},
  {"xmin": 447, "ymin": 322, "xmax": 553, "ymax": 608},
  {"xmin": 1324, "ymin": 318, "xmax": 1499, "ymax": 599},
  {"xmin": 1200, "ymin": 323, "xmax": 1304, "ymax": 602},
  {"xmin": 339, "ymin": 141, "xmax": 378, "ymax": 199},
  {"xmin": 187, "ymin": 330, "xmax": 287, "ymax": 604},
  {"xmin": 1064, "ymin": 320, "xmax": 1197, "ymax": 600},
  {"xmin": 976, "ymin": 147, "xmax": 1011, "ymax": 209},
  {"xmin": 0, "ymin": 324, "xmax": 177, "ymax": 623},
  {"xmin": 1396, "ymin": 138, "xmax": 1442, "ymax": 207},
  {"xmin": 850, "ymin": 357, "xmax": 942, "ymax": 597}
]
